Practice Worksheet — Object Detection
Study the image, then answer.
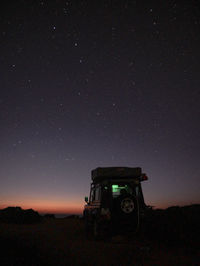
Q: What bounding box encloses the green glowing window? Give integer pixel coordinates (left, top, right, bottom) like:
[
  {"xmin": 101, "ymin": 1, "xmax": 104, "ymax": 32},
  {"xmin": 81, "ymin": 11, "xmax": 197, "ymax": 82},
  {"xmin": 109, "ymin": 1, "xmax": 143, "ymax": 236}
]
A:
[
  {"xmin": 112, "ymin": 184, "xmax": 133, "ymax": 198},
  {"xmin": 112, "ymin": 185, "xmax": 120, "ymax": 193},
  {"xmin": 112, "ymin": 184, "xmax": 126, "ymax": 197}
]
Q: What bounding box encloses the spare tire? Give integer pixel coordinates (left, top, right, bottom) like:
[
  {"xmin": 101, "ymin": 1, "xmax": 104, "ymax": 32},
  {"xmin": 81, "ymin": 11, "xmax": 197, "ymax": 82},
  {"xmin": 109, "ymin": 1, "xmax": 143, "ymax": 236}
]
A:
[
  {"xmin": 120, "ymin": 197, "xmax": 135, "ymax": 213},
  {"xmin": 113, "ymin": 194, "xmax": 138, "ymax": 216}
]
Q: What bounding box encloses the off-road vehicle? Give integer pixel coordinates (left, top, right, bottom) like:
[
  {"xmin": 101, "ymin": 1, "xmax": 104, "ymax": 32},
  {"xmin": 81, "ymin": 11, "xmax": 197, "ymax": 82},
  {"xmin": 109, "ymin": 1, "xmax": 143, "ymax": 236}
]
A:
[{"xmin": 83, "ymin": 167, "xmax": 149, "ymax": 238}]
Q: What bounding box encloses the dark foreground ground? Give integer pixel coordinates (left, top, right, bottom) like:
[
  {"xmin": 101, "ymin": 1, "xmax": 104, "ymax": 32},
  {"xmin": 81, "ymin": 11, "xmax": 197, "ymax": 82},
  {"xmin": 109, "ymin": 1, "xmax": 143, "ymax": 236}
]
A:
[{"xmin": 0, "ymin": 206, "xmax": 199, "ymax": 266}]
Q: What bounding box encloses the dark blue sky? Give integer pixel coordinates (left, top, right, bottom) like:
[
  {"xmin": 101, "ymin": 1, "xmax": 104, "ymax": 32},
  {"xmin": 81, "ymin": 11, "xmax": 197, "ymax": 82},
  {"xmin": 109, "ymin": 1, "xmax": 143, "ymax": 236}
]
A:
[{"xmin": 0, "ymin": 0, "xmax": 199, "ymax": 214}]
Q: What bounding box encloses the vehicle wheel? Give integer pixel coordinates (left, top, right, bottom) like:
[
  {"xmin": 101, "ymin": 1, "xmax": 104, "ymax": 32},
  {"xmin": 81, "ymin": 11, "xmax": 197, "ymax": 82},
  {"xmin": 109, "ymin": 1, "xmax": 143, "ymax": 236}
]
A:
[
  {"xmin": 93, "ymin": 219, "xmax": 101, "ymax": 240},
  {"xmin": 93, "ymin": 220, "xmax": 111, "ymax": 240},
  {"xmin": 84, "ymin": 213, "xmax": 92, "ymax": 239},
  {"xmin": 85, "ymin": 220, "xmax": 90, "ymax": 238}
]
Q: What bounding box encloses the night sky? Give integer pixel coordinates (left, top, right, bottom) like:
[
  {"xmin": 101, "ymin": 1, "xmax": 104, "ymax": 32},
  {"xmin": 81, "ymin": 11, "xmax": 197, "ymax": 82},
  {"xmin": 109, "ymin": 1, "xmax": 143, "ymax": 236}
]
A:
[{"xmin": 0, "ymin": 1, "xmax": 200, "ymax": 215}]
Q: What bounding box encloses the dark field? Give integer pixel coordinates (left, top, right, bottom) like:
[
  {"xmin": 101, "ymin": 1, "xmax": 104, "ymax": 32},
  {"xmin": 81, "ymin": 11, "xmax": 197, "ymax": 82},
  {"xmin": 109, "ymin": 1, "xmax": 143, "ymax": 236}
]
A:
[{"xmin": 0, "ymin": 206, "xmax": 199, "ymax": 266}]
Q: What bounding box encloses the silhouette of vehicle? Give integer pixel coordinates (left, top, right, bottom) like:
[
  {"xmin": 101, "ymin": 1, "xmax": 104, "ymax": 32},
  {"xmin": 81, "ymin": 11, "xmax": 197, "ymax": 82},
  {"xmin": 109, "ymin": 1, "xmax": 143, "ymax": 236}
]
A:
[{"xmin": 83, "ymin": 167, "xmax": 149, "ymax": 239}]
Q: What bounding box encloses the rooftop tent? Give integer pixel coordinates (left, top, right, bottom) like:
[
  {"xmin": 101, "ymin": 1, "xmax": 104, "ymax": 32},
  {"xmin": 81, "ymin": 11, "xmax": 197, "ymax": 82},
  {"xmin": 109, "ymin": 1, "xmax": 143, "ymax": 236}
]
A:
[{"xmin": 91, "ymin": 167, "xmax": 142, "ymax": 182}]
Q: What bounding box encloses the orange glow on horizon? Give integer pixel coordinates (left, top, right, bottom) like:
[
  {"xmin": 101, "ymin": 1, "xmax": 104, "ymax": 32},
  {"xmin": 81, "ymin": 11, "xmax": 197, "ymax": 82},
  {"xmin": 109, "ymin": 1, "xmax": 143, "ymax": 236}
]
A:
[
  {"xmin": 1, "ymin": 197, "xmax": 197, "ymax": 214},
  {"xmin": 0, "ymin": 198, "xmax": 84, "ymax": 214}
]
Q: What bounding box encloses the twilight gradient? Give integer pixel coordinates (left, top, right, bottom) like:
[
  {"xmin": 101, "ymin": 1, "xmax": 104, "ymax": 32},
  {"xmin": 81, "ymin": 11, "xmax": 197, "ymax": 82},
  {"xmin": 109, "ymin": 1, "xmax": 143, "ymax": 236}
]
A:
[{"xmin": 0, "ymin": 1, "xmax": 199, "ymax": 215}]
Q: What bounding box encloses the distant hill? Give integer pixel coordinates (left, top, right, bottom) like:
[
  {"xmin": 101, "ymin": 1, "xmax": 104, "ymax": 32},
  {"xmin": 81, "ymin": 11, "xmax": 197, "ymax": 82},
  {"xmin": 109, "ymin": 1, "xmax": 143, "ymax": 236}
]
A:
[
  {"xmin": 0, "ymin": 206, "xmax": 42, "ymax": 224},
  {"xmin": 141, "ymin": 204, "xmax": 200, "ymax": 247}
]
